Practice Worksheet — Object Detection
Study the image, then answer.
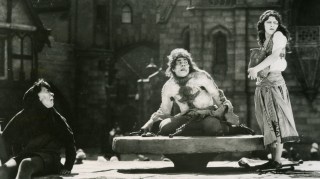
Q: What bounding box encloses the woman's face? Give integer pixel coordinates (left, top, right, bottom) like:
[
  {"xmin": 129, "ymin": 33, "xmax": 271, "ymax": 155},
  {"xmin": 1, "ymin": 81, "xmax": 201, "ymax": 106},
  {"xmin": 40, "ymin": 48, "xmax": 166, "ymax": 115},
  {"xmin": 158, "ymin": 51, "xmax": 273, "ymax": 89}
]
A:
[
  {"xmin": 38, "ymin": 86, "xmax": 54, "ymax": 108},
  {"xmin": 173, "ymin": 57, "xmax": 190, "ymax": 77},
  {"xmin": 264, "ymin": 16, "xmax": 279, "ymax": 35}
]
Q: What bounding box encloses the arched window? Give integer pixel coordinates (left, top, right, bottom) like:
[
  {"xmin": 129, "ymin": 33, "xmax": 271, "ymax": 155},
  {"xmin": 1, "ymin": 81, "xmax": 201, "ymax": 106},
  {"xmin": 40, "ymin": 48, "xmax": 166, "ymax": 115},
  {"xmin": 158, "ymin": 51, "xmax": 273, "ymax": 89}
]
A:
[
  {"xmin": 182, "ymin": 27, "xmax": 190, "ymax": 52},
  {"xmin": 212, "ymin": 31, "xmax": 227, "ymax": 77},
  {"xmin": 12, "ymin": 34, "xmax": 33, "ymax": 81},
  {"xmin": 12, "ymin": 35, "xmax": 22, "ymax": 81},
  {"xmin": 121, "ymin": 5, "xmax": 132, "ymax": 24}
]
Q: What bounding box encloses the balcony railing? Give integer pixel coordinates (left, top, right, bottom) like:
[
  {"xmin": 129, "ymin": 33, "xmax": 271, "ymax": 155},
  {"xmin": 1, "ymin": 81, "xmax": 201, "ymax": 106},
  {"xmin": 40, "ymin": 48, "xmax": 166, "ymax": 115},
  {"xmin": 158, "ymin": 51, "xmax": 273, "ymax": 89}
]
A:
[
  {"xmin": 295, "ymin": 26, "xmax": 320, "ymax": 45},
  {"xmin": 190, "ymin": 0, "xmax": 236, "ymax": 7},
  {"xmin": 188, "ymin": 0, "xmax": 238, "ymax": 9},
  {"xmin": 291, "ymin": 26, "xmax": 320, "ymax": 102}
]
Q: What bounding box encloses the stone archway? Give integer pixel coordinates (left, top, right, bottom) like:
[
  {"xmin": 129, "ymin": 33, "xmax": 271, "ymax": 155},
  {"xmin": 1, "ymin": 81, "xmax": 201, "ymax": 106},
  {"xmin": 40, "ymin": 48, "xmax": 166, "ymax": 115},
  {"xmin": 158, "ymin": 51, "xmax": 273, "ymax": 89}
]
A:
[{"xmin": 109, "ymin": 42, "xmax": 159, "ymax": 134}]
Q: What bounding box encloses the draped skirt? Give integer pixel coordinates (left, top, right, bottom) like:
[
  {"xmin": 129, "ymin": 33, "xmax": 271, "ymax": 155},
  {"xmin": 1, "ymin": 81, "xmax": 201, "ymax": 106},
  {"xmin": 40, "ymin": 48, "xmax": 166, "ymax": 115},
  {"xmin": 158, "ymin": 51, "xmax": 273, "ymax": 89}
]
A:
[{"xmin": 254, "ymin": 72, "xmax": 299, "ymax": 146}]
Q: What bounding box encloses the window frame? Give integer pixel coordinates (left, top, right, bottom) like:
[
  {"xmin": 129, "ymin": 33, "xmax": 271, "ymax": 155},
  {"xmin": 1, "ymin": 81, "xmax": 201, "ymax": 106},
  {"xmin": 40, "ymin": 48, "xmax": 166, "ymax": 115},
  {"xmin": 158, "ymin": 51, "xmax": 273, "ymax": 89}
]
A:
[
  {"xmin": 212, "ymin": 31, "xmax": 228, "ymax": 76},
  {"xmin": 121, "ymin": 5, "xmax": 133, "ymax": 24},
  {"xmin": 0, "ymin": 37, "xmax": 8, "ymax": 80}
]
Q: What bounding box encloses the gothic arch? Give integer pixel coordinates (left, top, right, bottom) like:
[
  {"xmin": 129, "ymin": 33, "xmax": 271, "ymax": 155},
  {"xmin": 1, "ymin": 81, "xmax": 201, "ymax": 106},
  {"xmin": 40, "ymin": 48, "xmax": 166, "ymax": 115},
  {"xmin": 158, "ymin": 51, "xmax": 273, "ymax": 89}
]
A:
[
  {"xmin": 207, "ymin": 25, "xmax": 233, "ymax": 40},
  {"xmin": 121, "ymin": 4, "xmax": 133, "ymax": 23},
  {"xmin": 207, "ymin": 25, "xmax": 233, "ymax": 81},
  {"xmin": 114, "ymin": 41, "xmax": 159, "ymax": 60},
  {"xmin": 118, "ymin": 0, "xmax": 134, "ymax": 8},
  {"xmin": 114, "ymin": 33, "xmax": 158, "ymax": 53},
  {"xmin": 111, "ymin": 39, "xmax": 159, "ymax": 83},
  {"xmin": 109, "ymin": 41, "xmax": 159, "ymax": 134}
]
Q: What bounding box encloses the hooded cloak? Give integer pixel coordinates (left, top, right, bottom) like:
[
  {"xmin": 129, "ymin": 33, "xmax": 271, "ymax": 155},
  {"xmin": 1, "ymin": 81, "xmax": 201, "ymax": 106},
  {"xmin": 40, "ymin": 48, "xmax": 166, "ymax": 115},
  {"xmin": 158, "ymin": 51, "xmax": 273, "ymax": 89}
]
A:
[{"xmin": 2, "ymin": 80, "xmax": 76, "ymax": 172}]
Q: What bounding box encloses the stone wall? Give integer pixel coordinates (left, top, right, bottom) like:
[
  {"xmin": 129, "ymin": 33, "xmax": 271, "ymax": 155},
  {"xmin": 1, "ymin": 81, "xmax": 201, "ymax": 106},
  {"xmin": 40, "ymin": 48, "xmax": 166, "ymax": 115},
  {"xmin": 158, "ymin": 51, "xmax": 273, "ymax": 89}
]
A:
[
  {"xmin": 3, "ymin": 0, "xmax": 320, "ymax": 155},
  {"xmin": 112, "ymin": 0, "xmax": 159, "ymax": 49},
  {"xmin": 74, "ymin": 49, "xmax": 110, "ymax": 147},
  {"xmin": 0, "ymin": 82, "xmax": 29, "ymax": 125},
  {"xmin": 158, "ymin": 0, "xmax": 320, "ymax": 150},
  {"xmin": 76, "ymin": 0, "xmax": 95, "ymax": 48},
  {"xmin": 39, "ymin": 12, "xmax": 70, "ymax": 43},
  {"xmin": 37, "ymin": 40, "xmax": 77, "ymax": 132}
]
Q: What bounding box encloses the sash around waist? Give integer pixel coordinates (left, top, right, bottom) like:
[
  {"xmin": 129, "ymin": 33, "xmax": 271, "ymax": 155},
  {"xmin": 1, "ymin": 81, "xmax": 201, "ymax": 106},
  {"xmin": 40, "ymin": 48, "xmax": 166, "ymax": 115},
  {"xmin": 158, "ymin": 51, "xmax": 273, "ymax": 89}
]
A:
[{"xmin": 256, "ymin": 71, "xmax": 285, "ymax": 87}]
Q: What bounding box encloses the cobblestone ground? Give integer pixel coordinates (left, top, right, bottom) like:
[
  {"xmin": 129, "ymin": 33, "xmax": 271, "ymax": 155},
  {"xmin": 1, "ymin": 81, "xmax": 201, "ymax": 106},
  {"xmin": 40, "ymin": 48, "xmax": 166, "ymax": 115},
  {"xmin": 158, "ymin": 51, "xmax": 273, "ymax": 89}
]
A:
[{"xmin": 35, "ymin": 159, "xmax": 320, "ymax": 179}]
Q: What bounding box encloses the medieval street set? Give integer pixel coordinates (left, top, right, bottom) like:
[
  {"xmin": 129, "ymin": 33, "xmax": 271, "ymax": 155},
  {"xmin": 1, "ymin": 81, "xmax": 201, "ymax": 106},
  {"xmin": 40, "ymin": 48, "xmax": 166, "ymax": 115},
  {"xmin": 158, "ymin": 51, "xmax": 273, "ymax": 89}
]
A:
[{"xmin": 1, "ymin": 0, "xmax": 320, "ymax": 178}]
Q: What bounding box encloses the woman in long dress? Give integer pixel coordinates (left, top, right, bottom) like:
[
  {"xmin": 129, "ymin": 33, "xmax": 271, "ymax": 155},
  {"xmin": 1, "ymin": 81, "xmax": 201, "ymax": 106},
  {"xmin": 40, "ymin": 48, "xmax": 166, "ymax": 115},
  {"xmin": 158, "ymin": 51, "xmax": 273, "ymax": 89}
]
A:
[{"xmin": 248, "ymin": 10, "xmax": 299, "ymax": 169}]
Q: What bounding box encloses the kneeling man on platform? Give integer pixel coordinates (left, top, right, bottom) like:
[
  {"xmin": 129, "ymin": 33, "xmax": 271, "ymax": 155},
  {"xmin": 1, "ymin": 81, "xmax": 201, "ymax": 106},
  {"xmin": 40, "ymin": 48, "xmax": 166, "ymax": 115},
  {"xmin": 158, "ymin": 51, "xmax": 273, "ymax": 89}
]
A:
[{"xmin": 141, "ymin": 48, "xmax": 253, "ymax": 137}]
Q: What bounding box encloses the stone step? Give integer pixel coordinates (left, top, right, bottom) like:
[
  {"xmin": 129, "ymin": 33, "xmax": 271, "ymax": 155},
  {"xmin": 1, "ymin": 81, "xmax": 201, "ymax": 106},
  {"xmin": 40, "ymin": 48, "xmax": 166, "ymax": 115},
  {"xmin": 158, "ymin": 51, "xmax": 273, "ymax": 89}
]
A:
[{"xmin": 113, "ymin": 135, "xmax": 264, "ymax": 154}]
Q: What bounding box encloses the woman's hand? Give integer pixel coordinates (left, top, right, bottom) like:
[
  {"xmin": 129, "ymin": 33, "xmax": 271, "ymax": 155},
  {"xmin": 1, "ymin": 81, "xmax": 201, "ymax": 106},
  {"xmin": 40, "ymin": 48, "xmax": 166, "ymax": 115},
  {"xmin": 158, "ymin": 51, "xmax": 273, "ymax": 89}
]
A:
[
  {"xmin": 60, "ymin": 169, "xmax": 71, "ymax": 175},
  {"xmin": 248, "ymin": 67, "xmax": 258, "ymax": 80}
]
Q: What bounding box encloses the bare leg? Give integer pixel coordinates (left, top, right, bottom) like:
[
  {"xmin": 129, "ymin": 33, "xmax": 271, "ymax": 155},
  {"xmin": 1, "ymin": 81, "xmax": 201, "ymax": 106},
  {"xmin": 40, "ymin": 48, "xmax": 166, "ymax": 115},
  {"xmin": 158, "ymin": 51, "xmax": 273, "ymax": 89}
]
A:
[
  {"xmin": 269, "ymin": 143, "xmax": 276, "ymax": 161},
  {"xmin": 274, "ymin": 137, "xmax": 283, "ymax": 163},
  {"xmin": 15, "ymin": 157, "xmax": 44, "ymax": 179},
  {"xmin": 0, "ymin": 158, "xmax": 18, "ymax": 179}
]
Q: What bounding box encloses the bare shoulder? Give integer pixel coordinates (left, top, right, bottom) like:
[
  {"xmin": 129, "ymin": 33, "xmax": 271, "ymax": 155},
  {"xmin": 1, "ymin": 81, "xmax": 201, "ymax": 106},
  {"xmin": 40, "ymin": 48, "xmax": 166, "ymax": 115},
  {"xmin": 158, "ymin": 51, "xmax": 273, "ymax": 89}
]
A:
[
  {"xmin": 163, "ymin": 78, "xmax": 175, "ymax": 88},
  {"xmin": 162, "ymin": 78, "xmax": 178, "ymax": 95},
  {"xmin": 193, "ymin": 70, "xmax": 213, "ymax": 80},
  {"xmin": 273, "ymin": 31, "xmax": 287, "ymax": 41},
  {"xmin": 272, "ymin": 31, "xmax": 287, "ymax": 47}
]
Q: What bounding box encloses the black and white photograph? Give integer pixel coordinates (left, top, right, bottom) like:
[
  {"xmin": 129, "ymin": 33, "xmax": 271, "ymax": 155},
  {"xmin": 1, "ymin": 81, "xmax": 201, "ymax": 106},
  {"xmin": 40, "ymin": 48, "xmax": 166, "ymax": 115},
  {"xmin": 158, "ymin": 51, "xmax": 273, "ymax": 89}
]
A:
[{"xmin": 0, "ymin": 0, "xmax": 320, "ymax": 178}]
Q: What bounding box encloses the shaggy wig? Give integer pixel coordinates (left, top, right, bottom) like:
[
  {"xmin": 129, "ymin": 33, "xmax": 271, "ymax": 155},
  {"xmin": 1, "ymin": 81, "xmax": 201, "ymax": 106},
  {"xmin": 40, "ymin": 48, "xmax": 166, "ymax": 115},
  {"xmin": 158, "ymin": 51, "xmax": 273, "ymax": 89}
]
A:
[{"xmin": 165, "ymin": 48, "xmax": 200, "ymax": 77}]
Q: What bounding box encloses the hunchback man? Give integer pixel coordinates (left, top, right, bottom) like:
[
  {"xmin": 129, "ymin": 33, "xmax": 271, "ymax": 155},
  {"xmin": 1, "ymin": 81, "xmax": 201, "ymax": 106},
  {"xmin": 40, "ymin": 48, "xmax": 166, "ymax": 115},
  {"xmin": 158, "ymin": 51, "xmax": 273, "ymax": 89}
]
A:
[{"xmin": 140, "ymin": 48, "xmax": 253, "ymax": 137}]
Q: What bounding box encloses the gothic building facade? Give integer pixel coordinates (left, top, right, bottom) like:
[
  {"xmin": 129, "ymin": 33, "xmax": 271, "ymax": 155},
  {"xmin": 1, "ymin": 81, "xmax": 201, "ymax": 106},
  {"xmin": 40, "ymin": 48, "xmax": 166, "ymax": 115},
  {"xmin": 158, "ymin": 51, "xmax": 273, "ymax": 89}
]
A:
[{"xmin": 1, "ymin": 0, "xmax": 320, "ymax": 158}]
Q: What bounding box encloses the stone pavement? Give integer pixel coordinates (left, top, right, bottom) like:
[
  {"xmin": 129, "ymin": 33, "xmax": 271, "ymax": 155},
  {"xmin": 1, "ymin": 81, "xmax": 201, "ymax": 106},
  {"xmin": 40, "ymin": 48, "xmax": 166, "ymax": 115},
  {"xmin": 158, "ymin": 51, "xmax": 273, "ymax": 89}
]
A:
[{"xmin": 35, "ymin": 158, "xmax": 320, "ymax": 179}]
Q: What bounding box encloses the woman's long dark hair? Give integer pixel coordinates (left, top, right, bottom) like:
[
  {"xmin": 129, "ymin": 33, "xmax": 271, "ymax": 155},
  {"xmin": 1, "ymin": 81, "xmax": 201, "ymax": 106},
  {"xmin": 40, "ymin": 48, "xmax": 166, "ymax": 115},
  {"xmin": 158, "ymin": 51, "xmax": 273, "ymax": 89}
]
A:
[{"xmin": 257, "ymin": 10, "xmax": 290, "ymax": 47}]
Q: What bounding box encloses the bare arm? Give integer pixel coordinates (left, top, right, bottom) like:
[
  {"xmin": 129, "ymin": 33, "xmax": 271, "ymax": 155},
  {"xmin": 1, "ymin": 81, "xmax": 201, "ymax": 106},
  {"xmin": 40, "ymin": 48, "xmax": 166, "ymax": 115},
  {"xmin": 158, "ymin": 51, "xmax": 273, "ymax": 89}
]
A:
[
  {"xmin": 248, "ymin": 32, "xmax": 287, "ymax": 79},
  {"xmin": 199, "ymin": 71, "xmax": 235, "ymax": 112},
  {"xmin": 190, "ymin": 72, "xmax": 235, "ymax": 120},
  {"xmin": 151, "ymin": 81, "xmax": 174, "ymax": 121},
  {"xmin": 254, "ymin": 32, "xmax": 287, "ymax": 71},
  {"xmin": 141, "ymin": 81, "xmax": 173, "ymax": 132}
]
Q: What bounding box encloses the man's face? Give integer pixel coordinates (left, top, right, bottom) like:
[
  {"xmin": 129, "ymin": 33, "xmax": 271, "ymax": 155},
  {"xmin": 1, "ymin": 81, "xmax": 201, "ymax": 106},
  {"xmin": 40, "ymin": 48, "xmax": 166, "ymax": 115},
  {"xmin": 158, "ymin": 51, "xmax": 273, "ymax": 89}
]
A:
[
  {"xmin": 173, "ymin": 57, "xmax": 190, "ymax": 77},
  {"xmin": 38, "ymin": 86, "xmax": 54, "ymax": 108}
]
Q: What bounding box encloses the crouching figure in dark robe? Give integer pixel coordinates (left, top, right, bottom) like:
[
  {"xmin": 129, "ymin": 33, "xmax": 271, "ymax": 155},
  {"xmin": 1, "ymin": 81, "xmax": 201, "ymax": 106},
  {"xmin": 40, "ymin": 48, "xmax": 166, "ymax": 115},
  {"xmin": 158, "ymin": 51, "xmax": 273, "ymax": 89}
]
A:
[
  {"xmin": 0, "ymin": 79, "xmax": 76, "ymax": 179},
  {"xmin": 140, "ymin": 48, "xmax": 254, "ymax": 137}
]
